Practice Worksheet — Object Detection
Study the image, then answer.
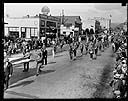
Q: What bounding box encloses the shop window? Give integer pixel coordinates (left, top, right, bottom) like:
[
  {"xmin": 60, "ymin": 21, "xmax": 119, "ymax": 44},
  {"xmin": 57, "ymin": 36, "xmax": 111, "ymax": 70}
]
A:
[
  {"xmin": 31, "ymin": 28, "xmax": 35, "ymax": 36},
  {"xmin": 41, "ymin": 20, "xmax": 45, "ymax": 27},
  {"xmin": 21, "ymin": 28, "xmax": 26, "ymax": 32},
  {"xmin": 35, "ymin": 29, "xmax": 38, "ymax": 36},
  {"xmin": 46, "ymin": 21, "xmax": 56, "ymax": 27},
  {"xmin": 9, "ymin": 32, "xmax": 19, "ymax": 39},
  {"xmin": 26, "ymin": 28, "xmax": 30, "ymax": 38}
]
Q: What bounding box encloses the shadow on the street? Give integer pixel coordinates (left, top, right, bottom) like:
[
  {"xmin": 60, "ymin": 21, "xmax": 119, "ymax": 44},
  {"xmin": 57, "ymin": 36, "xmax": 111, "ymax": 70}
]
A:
[
  {"xmin": 92, "ymin": 57, "xmax": 97, "ymax": 60},
  {"xmin": 39, "ymin": 70, "xmax": 56, "ymax": 75},
  {"xmin": 74, "ymin": 56, "xmax": 83, "ymax": 61},
  {"xmin": 110, "ymin": 54, "xmax": 115, "ymax": 57},
  {"xmin": 92, "ymin": 62, "xmax": 113, "ymax": 98},
  {"xmin": 97, "ymin": 54, "xmax": 101, "ymax": 56},
  {"xmin": 83, "ymin": 53, "xmax": 88, "ymax": 55},
  {"xmin": 54, "ymin": 54, "xmax": 63, "ymax": 58},
  {"xmin": 48, "ymin": 61, "xmax": 56, "ymax": 64},
  {"xmin": 10, "ymin": 68, "xmax": 37, "ymax": 85},
  {"xmin": 5, "ymin": 90, "xmax": 39, "ymax": 99},
  {"xmin": 101, "ymin": 50, "xmax": 104, "ymax": 52},
  {"xmin": 76, "ymin": 55, "xmax": 82, "ymax": 58},
  {"xmin": 13, "ymin": 64, "xmax": 23, "ymax": 68},
  {"xmin": 9, "ymin": 80, "xmax": 34, "ymax": 88}
]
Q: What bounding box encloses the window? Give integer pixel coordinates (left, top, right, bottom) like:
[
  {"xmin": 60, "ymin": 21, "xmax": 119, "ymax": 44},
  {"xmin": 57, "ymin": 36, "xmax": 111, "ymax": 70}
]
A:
[
  {"xmin": 9, "ymin": 27, "xmax": 19, "ymax": 32},
  {"xmin": 35, "ymin": 28, "xmax": 38, "ymax": 36},
  {"xmin": 21, "ymin": 28, "xmax": 25, "ymax": 32},
  {"xmin": 46, "ymin": 21, "xmax": 56, "ymax": 27},
  {"xmin": 31, "ymin": 28, "xmax": 35, "ymax": 36},
  {"xmin": 41, "ymin": 20, "xmax": 45, "ymax": 27},
  {"xmin": 26, "ymin": 28, "xmax": 30, "ymax": 38},
  {"xmin": 63, "ymin": 32, "xmax": 66, "ymax": 35}
]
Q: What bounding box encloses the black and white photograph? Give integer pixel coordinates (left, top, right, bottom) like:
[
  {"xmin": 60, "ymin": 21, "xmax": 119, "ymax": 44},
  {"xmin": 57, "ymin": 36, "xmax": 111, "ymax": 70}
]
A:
[{"xmin": 3, "ymin": 3, "xmax": 128, "ymax": 99}]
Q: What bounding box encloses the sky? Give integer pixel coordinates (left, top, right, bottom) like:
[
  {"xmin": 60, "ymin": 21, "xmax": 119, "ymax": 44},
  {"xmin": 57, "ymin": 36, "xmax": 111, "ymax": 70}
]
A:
[{"xmin": 4, "ymin": 3, "xmax": 127, "ymax": 29}]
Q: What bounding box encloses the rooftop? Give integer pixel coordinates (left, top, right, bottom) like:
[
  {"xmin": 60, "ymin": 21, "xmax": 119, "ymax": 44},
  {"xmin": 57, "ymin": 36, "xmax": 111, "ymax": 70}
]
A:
[{"xmin": 55, "ymin": 16, "xmax": 82, "ymax": 25}]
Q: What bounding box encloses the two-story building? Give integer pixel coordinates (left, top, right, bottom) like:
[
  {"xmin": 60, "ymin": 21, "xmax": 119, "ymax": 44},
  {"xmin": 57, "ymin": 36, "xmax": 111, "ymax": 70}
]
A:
[{"xmin": 4, "ymin": 14, "xmax": 60, "ymax": 40}]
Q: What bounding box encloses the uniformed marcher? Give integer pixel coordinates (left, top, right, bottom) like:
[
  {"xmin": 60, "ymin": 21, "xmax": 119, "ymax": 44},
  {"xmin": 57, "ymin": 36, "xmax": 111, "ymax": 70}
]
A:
[
  {"xmin": 94, "ymin": 41, "xmax": 98, "ymax": 59},
  {"xmin": 69, "ymin": 43, "xmax": 73, "ymax": 60},
  {"xmin": 52, "ymin": 39, "xmax": 56, "ymax": 58},
  {"xmin": 42, "ymin": 45, "xmax": 47, "ymax": 65},
  {"xmin": 80, "ymin": 42, "xmax": 84, "ymax": 56},
  {"xmin": 23, "ymin": 49, "xmax": 31, "ymax": 72},
  {"xmin": 89, "ymin": 43, "xmax": 94, "ymax": 60},
  {"xmin": 85, "ymin": 42, "xmax": 88, "ymax": 54},
  {"xmin": 4, "ymin": 58, "xmax": 13, "ymax": 90},
  {"xmin": 36, "ymin": 49, "xmax": 44, "ymax": 76},
  {"xmin": 73, "ymin": 42, "xmax": 77, "ymax": 59}
]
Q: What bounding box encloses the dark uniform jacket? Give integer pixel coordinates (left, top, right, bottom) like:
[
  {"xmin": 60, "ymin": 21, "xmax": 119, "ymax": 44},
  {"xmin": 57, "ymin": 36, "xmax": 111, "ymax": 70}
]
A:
[
  {"xmin": 42, "ymin": 49, "xmax": 47, "ymax": 59},
  {"xmin": 37, "ymin": 52, "xmax": 43, "ymax": 64},
  {"xmin": 4, "ymin": 62, "xmax": 13, "ymax": 81}
]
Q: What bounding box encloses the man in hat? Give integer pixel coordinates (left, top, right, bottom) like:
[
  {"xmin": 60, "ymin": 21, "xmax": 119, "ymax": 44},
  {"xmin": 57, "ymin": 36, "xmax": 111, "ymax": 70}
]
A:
[{"xmin": 4, "ymin": 58, "xmax": 13, "ymax": 90}]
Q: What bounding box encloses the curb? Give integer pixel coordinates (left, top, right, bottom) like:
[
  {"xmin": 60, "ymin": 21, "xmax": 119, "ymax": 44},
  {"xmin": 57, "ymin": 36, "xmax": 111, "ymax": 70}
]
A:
[{"xmin": 11, "ymin": 44, "xmax": 69, "ymax": 64}]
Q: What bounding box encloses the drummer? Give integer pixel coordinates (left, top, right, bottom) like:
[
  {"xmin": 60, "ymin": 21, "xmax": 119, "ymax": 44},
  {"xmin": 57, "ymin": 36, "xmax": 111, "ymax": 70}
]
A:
[{"xmin": 23, "ymin": 49, "xmax": 31, "ymax": 72}]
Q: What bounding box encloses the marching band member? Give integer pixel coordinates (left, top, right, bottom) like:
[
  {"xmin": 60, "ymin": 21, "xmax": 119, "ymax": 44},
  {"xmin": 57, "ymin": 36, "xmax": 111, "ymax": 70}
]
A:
[
  {"xmin": 79, "ymin": 42, "xmax": 84, "ymax": 56},
  {"xmin": 69, "ymin": 43, "xmax": 73, "ymax": 60},
  {"xmin": 23, "ymin": 49, "xmax": 31, "ymax": 72},
  {"xmin": 36, "ymin": 49, "xmax": 43, "ymax": 76}
]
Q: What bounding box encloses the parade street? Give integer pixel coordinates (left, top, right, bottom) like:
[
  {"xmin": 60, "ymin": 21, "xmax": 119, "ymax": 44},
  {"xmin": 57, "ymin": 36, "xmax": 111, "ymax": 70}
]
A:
[
  {"xmin": 3, "ymin": 3, "xmax": 127, "ymax": 99},
  {"xmin": 4, "ymin": 46, "xmax": 115, "ymax": 98}
]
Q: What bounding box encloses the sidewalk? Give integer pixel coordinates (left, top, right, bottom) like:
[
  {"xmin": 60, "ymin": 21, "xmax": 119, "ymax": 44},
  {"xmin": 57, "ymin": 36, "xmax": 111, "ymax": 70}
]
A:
[{"xmin": 8, "ymin": 44, "xmax": 69, "ymax": 60}]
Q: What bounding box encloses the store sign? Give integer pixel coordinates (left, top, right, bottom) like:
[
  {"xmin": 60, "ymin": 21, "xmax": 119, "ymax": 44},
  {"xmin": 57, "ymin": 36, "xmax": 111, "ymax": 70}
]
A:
[
  {"xmin": 39, "ymin": 14, "xmax": 47, "ymax": 19},
  {"xmin": 39, "ymin": 14, "xmax": 59, "ymax": 21},
  {"xmin": 48, "ymin": 16, "xmax": 59, "ymax": 21}
]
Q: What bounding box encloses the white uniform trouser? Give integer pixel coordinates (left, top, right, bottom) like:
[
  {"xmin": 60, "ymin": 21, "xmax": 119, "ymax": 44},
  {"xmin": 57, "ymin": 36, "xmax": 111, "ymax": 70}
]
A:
[{"xmin": 52, "ymin": 49, "xmax": 55, "ymax": 58}]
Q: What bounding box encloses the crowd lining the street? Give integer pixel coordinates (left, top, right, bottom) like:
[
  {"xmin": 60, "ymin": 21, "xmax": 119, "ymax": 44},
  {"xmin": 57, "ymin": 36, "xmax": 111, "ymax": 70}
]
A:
[{"xmin": 109, "ymin": 32, "xmax": 127, "ymax": 98}]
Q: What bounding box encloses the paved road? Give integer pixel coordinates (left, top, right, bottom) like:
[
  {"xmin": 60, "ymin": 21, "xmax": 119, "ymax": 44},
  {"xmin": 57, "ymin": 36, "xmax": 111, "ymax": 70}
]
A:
[{"xmin": 4, "ymin": 45, "xmax": 115, "ymax": 98}]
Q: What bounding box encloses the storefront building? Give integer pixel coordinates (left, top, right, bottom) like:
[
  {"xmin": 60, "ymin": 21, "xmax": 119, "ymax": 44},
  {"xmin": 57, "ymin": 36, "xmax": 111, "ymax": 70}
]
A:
[
  {"xmin": 39, "ymin": 14, "xmax": 61, "ymax": 39},
  {"xmin": 4, "ymin": 14, "xmax": 61, "ymax": 40},
  {"xmin": 55, "ymin": 16, "xmax": 82, "ymax": 39}
]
